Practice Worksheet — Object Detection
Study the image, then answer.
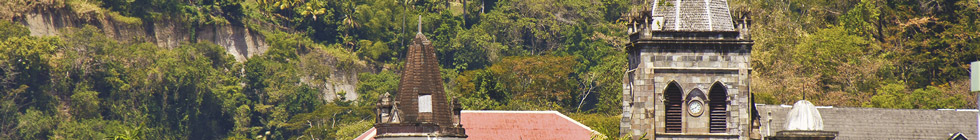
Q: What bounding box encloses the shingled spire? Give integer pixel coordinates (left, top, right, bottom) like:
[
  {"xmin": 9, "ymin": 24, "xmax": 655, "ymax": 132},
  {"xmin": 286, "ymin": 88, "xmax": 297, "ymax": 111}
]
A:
[
  {"xmin": 418, "ymin": 15, "xmax": 422, "ymax": 34},
  {"xmin": 397, "ymin": 15, "xmax": 451, "ymax": 126},
  {"xmin": 375, "ymin": 15, "xmax": 466, "ymax": 139}
]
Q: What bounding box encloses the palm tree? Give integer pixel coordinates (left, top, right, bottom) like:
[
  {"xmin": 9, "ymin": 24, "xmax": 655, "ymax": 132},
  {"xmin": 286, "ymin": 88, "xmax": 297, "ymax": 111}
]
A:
[{"xmin": 339, "ymin": 0, "xmax": 361, "ymax": 51}]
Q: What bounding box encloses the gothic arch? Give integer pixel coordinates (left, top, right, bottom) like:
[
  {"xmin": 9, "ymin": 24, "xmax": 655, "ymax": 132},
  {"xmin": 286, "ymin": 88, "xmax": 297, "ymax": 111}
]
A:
[
  {"xmin": 686, "ymin": 88, "xmax": 707, "ymax": 107},
  {"xmin": 708, "ymin": 82, "xmax": 729, "ymax": 133},
  {"xmin": 664, "ymin": 81, "xmax": 683, "ymax": 133}
]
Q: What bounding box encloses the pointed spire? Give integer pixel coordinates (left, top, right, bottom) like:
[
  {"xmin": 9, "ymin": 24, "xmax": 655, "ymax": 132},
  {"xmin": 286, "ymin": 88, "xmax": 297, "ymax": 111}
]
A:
[
  {"xmin": 417, "ymin": 15, "xmax": 422, "ymax": 34},
  {"xmin": 375, "ymin": 13, "xmax": 466, "ymax": 139}
]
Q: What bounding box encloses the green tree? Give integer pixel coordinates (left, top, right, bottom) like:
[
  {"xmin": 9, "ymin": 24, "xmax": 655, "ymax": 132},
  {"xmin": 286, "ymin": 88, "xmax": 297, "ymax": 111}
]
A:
[
  {"xmin": 356, "ymin": 71, "xmax": 400, "ymax": 106},
  {"xmin": 0, "ymin": 20, "xmax": 28, "ymax": 40},
  {"xmin": 488, "ymin": 55, "xmax": 579, "ymax": 110},
  {"xmin": 792, "ymin": 26, "xmax": 869, "ymax": 78},
  {"xmin": 52, "ymin": 119, "xmax": 132, "ymax": 139},
  {"xmin": 839, "ymin": 0, "xmax": 880, "ymax": 39},
  {"xmin": 864, "ymin": 81, "xmax": 913, "ymax": 108},
  {"xmin": 0, "ymin": 36, "xmax": 61, "ymax": 112},
  {"xmin": 16, "ymin": 109, "xmax": 58, "ymax": 139},
  {"xmin": 283, "ymin": 103, "xmax": 373, "ymax": 139},
  {"xmin": 70, "ymin": 86, "xmax": 101, "ymax": 119},
  {"xmin": 455, "ymin": 69, "xmax": 508, "ymax": 110},
  {"xmin": 865, "ymin": 81, "xmax": 970, "ymax": 109}
]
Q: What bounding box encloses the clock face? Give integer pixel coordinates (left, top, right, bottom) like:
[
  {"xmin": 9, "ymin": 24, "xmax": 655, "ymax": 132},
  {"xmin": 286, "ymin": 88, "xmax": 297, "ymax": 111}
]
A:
[{"xmin": 689, "ymin": 101, "xmax": 703, "ymax": 116}]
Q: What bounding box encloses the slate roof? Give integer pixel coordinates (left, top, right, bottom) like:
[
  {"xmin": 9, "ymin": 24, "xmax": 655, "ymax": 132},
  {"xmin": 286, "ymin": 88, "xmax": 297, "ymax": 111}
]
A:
[
  {"xmin": 651, "ymin": 0, "xmax": 735, "ymax": 31},
  {"xmin": 757, "ymin": 104, "xmax": 978, "ymax": 139},
  {"xmin": 356, "ymin": 110, "xmax": 602, "ymax": 140}
]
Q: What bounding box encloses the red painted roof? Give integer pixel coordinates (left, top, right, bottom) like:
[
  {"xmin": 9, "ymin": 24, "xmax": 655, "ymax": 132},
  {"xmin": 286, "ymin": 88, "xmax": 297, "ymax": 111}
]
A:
[{"xmin": 355, "ymin": 110, "xmax": 599, "ymax": 140}]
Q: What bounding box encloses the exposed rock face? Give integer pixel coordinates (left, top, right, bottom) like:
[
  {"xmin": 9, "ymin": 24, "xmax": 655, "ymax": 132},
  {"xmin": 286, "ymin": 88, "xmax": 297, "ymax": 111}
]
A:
[
  {"xmin": 318, "ymin": 66, "xmax": 361, "ymax": 101},
  {"xmin": 18, "ymin": 9, "xmax": 267, "ymax": 62},
  {"xmin": 13, "ymin": 8, "xmax": 361, "ymax": 102},
  {"xmin": 195, "ymin": 25, "xmax": 268, "ymax": 62}
]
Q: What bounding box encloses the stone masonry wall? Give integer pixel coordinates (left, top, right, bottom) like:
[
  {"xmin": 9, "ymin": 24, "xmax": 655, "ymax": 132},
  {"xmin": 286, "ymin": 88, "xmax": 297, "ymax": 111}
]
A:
[{"xmin": 623, "ymin": 44, "xmax": 751, "ymax": 140}]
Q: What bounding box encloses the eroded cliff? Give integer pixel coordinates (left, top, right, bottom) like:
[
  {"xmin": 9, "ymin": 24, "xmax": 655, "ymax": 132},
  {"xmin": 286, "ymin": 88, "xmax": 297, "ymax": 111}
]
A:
[{"xmin": 6, "ymin": 5, "xmax": 361, "ymax": 101}]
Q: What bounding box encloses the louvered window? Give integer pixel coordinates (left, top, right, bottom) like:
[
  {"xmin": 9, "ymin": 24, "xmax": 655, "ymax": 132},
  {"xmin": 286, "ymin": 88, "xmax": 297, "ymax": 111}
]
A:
[
  {"xmin": 664, "ymin": 82, "xmax": 683, "ymax": 133},
  {"xmin": 709, "ymin": 83, "xmax": 728, "ymax": 133}
]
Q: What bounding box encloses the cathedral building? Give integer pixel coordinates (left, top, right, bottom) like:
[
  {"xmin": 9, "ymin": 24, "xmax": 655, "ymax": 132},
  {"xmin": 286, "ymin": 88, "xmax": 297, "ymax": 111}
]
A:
[
  {"xmin": 622, "ymin": 1, "xmax": 977, "ymax": 140},
  {"xmin": 621, "ymin": 0, "xmax": 757, "ymax": 139}
]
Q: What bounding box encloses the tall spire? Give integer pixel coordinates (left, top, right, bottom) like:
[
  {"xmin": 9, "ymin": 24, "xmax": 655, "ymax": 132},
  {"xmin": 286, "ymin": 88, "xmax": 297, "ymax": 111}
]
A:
[
  {"xmin": 418, "ymin": 15, "xmax": 422, "ymax": 34},
  {"xmin": 398, "ymin": 16, "xmax": 445, "ymax": 125},
  {"xmin": 374, "ymin": 14, "xmax": 466, "ymax": 139}
]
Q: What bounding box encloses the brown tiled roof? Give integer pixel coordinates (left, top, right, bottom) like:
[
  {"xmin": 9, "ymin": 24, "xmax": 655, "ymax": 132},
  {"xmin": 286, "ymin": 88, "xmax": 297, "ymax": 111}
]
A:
[
  {"xmin": 372, "ymin": 21, "xmax": 466, "ymax": 138},
  {"xmin": 393, "ymin": 31, "xmax": 451, "ymax": 125},
  {"xmin": 357, "ymin": 110, "xmax": 601, "ymax": 140},
  {"xmin": 757, "ymin": 104, "xmax": 978, "ymax": 139}
]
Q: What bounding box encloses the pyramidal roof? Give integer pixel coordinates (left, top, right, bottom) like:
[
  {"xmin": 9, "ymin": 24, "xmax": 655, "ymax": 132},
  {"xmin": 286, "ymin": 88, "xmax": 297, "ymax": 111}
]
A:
[
  {"xmin": 397, "ymin": 19, "xmax": 452, "ymax": 126},
  {"xmin": 372, "ymin": 16, "xmax": 466, "ymax": 138},
  {"xmin": 651, "ymin": 0, "xmax": 735, "ymax": 31},
  {"xmin": 395, "ymin": 19, "xmax": 448, "ymax": 126}
]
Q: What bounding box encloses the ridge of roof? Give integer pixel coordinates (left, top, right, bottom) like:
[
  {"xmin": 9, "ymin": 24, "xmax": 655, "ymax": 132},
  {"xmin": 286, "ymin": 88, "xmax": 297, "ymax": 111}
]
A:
[{"xmin": 461, "ymin": 110, "xmax": 560, "ymax": 113}]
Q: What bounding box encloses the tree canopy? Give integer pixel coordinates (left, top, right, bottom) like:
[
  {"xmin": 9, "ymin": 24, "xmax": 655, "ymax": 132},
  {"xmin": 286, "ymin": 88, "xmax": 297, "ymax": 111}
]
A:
[{"xmin": 2, "ymin": 0, "xmax": 979, "ymax": 139}]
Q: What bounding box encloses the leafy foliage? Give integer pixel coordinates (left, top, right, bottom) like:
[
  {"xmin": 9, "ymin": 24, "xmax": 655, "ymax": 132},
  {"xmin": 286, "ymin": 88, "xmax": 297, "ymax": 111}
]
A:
[
  {"xmin": 7, "ymin": 0, "xmax": 979, "ymax": 139},
  {"xmin": 0, "ymin": 0, "xmax": 633, "ymax": 137},
  {"xmin": 744, "ymin": 0, "xmax": 980, "ymax": 109}
]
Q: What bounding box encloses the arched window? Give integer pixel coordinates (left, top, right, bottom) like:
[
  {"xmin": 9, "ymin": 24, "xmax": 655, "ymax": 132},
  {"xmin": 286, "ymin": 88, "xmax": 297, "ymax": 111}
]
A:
[
  {"xmin": 708, "ymin": 82, "xmax": 729, "ymax": 133},
  {"xmin": 664, "ymin": 82, "xmax": 683, "ymax": 133}
]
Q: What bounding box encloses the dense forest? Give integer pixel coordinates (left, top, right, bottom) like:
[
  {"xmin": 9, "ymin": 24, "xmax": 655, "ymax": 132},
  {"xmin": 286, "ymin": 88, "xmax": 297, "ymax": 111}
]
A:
[
  {"xmin": 739, "ymin": 0, "xmax": 980, "ymax": 109},
  {"xmin": 0, "ymin": 0, "xmax": 978, "ymax": 139}
]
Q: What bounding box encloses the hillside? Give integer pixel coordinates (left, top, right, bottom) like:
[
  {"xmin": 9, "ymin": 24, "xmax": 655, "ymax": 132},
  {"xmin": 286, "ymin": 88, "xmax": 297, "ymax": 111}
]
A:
[
  {"xmin": 0, "ymin": 0, "xmax": 978, "ymax": 139},
  {"xmin": 734, "ymin": 0, "xmax": 980, "ymax": 108}
]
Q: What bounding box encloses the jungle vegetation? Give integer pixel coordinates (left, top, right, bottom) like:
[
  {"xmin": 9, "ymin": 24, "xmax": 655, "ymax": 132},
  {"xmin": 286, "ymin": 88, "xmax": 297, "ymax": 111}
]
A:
[{"xmin": 0, "ymin": 0, "xmax": 978, "ymax": 139}]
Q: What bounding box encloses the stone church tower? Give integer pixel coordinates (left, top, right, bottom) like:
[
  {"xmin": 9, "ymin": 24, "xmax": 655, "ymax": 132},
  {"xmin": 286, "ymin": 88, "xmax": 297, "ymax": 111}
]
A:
[
  {"xmin": 374, "ymin": 17, "xmax": 467, "ymax": 140},
  {"xmin": 622, "ymin": 0, "xmax": 758, "ymax": 139}
]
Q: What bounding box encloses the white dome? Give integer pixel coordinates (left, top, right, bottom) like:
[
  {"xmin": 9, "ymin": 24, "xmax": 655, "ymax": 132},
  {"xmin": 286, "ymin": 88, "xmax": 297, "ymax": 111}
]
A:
[{"xmin": 784, "ymin": 100, "xmax": 824, "ymax": 130}]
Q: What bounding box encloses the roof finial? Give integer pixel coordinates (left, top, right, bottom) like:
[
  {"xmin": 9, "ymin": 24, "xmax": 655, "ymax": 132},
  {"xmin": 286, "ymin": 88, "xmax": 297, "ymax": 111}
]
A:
[{"xmin": 418, "ymin": 15, "xmax": 422, "ymax": 34}]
